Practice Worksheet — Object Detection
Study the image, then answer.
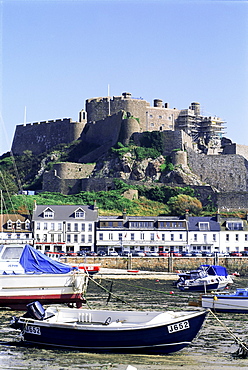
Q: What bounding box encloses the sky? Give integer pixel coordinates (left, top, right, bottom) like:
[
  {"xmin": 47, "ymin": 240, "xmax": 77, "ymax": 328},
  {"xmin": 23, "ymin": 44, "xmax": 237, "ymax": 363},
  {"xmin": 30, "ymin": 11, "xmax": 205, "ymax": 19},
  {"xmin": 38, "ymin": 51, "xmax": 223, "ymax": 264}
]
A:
[{"xmin": 0, "ymin": 0, "xmax": 247, "ymax": 155}]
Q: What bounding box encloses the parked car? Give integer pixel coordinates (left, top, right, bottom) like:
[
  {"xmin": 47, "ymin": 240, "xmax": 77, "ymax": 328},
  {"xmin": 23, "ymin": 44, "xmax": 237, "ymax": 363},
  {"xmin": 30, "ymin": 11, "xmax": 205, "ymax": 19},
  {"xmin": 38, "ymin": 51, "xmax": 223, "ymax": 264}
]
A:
[
  {"xmin": 108, "ymin": 251, "xmax": 119, "ymax": 256},
  {"xmin": 77, "ymin": 250, "xmax": 86, "ymax": 256},
  {"xmin": 191, "ymin": 252, "xmax": 202, "ymax": 257},
  {"xmin": 181, "ymin": 251, "xmax": 192, "ymax": 257},
  {"xmin": 86, "ymin": 251, "xmax": 97, "ymax": 256},
  {"xmin": 159, "ymin": 251, "xmax": 170, "ymax": 257},
  {"xmin": 171, "ymin": 252, "xmax": 182, "ymax": 257},
  {"xmin": 66, "ymin": 251, "xmax": 77, "ymax": 256},
  {"xmin": 97, "ymin": 250, "xmax": 106, "ymax": 256},
  {"xmin": 216, "ymin": 252, "xmax": 229, "ymax": 257},
  {"xmin": 121, "ymin": 251, "xmax": 132, "ymax": 256},
  {"xmin": 229, "ymin": 252, "xmax": 242, "ymax": 257},
  {"xmin": 241, "ymin": 251, "xmax": 248, "ymax": 256},
  {"xmin": 145, "ymin": 252, "xmax": 159, "ymax": 257},
  {"xmin": 132, "ymin": 251, "xmax": 146, "ymax": 257},
  {"xmin": 201, "ymin": 252, "xmax": 214, "ymax": 257}
]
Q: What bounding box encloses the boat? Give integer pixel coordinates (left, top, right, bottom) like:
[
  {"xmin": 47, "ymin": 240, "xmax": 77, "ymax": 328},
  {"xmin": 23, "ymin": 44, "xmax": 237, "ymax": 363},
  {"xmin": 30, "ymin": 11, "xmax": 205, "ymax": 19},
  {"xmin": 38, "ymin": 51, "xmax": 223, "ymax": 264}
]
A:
[
  {"xmin": 10, "ymin": 301, "xmax": 208, "ymax": 355},
  {"xmin": 202, "ymin": 288, "xmax": 248, "ymax": 313},
  {"xmin": 0, "ymin": 244, "xmax": 88, "ymax": 310},
  {"xmin": 176, "ymin": 265, "xmax": 233, "ymax": 292}
]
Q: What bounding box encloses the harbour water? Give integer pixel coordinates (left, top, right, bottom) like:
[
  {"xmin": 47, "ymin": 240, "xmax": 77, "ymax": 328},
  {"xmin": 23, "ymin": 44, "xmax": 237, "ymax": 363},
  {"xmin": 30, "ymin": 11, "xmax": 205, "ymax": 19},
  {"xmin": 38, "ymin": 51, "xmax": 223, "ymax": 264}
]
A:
[{"xmin": 0, "ymin": 274, "xmax": 247, "ymax": 369}]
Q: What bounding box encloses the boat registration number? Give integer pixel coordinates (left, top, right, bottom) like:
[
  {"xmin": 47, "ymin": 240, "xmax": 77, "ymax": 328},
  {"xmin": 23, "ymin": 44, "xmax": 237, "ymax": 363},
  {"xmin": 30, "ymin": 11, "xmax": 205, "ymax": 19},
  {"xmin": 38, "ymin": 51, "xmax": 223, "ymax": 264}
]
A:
[
  {"xmin": 25, "ymin": 325, "xmax": 41, "ymax": 335},
  {"xmin": 168, "ymin": 320, "xmax": 190, "ymax": 333}
]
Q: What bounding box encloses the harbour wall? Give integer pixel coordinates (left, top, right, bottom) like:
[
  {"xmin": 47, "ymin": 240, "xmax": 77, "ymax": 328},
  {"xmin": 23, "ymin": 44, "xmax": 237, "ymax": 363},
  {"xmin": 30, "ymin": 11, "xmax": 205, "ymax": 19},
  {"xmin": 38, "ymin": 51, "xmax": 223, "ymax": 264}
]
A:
[{"xmin": 67, "ymin": 257, "xmax": 248, "ymax": 275}]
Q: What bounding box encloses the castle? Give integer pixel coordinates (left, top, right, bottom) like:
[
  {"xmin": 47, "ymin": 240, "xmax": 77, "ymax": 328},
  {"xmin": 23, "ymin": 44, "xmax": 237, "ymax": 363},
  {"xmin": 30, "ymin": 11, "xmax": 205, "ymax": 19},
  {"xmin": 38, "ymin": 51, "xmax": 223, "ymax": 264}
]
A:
[{"xmin": 11, "ymin": 92, "xmax": 248, "ymax": 210}]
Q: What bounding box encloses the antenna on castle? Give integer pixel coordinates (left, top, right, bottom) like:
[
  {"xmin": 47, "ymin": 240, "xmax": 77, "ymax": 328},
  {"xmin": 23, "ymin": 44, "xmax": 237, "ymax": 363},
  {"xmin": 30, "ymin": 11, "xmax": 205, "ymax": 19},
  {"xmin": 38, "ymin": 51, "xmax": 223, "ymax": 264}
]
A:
[
  {"xmin": 24, "ymin": 106, "xmax": 27, "ymax": 126},
  {"xmin": 108, "ymin": 84, "xmax": 110, "ymax": 116}
]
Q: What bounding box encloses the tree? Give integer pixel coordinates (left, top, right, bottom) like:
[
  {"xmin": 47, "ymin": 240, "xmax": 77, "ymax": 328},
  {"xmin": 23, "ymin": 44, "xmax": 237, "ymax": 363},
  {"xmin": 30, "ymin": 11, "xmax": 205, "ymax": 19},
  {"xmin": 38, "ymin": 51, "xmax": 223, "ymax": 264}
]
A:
[{"xmin": 168, "ymin": 194, "xmax": 202, "ymax": 216}]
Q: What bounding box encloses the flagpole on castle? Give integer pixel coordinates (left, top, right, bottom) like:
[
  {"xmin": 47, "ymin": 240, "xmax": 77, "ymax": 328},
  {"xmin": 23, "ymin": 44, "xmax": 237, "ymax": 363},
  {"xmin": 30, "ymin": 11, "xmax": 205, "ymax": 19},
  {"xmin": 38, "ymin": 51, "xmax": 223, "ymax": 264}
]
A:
[{"xmin": 108, "ymin": 84, "xmax": 110, "ymax": 116}]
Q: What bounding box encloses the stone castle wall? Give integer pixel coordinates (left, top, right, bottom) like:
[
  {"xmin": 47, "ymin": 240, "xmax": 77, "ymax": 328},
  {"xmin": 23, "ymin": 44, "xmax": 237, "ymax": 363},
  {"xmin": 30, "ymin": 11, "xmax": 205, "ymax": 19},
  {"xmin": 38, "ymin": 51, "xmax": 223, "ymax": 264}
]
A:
[
  {"xmin": 223, "ymin": 143, "xmax": 248, "ymax": 161},
  {"xmin": 187, "ymin": 148, "xmax": 248, "ymax": 192},
  {"xmin": 11, "ymin": 119, "xmax": 85, "ymax": 156}
]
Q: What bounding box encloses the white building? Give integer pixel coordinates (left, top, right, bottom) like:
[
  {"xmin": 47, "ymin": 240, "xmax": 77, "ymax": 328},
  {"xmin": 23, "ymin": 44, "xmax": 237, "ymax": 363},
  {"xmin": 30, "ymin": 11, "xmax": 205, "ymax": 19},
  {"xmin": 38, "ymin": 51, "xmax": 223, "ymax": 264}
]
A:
[
  {"xmin": 32, "ymin": 204, "xmax": 98, "ymax": 254},
  {"xmin": 219, "ymin": 217, "xmax": 248, "ymax": 253},
  {"xmin": 0, "ymin": 214, "xmax": 33, "ymax": 245}
]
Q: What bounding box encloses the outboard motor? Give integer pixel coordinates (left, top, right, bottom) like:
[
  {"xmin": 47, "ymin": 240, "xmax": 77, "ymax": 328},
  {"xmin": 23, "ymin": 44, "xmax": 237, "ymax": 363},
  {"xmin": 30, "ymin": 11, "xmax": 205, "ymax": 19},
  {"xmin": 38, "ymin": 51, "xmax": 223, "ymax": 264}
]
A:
[{"xmin": 26, "ymin": 301, "xmax": 46, "ymax": 320}]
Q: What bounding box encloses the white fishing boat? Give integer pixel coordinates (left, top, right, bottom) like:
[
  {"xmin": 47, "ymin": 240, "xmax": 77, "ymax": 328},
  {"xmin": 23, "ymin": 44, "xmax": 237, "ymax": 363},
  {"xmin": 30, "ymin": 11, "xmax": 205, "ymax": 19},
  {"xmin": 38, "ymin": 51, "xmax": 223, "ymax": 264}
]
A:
[
  {"xmin": 202, "ymin": 288, "xmax": 248, "ymax": 313},
  {"xmin": 10, "ymin": 301, "xmax": 208, "ymax": 355},
  {"xmin": 176, "ymin": 265, "xmax": 233, "ymax": 292},
  {"xmin": 0, "ymin": 244, "xmax": 88, "ymax": 310}
]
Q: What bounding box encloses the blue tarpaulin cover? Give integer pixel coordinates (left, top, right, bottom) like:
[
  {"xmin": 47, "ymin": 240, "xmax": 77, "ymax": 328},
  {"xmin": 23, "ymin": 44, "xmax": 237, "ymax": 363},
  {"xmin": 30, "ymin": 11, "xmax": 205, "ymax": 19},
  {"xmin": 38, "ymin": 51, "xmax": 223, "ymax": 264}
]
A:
[
  {"xmin": 19, "ymin": 244, "xmax": 72, "ymax": 274},
  {"xmin": 201, "ymin": 265, "xmax": 228, "ymax": 277}
]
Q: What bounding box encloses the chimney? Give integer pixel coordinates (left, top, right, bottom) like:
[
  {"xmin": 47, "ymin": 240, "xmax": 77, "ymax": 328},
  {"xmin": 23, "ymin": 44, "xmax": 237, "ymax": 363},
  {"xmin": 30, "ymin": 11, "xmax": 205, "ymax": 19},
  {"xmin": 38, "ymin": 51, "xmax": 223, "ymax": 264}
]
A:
[
  {"xmin": 93, "ymin": 200, "xmax": 98, "ymax": 212},
  {"xmin": 216, "ymin": 209, "xmax": 221, "ymax": 223},
  {"xmin": 185, "ymin": 209, "xmax": 189, "ymax": 221},
  {"xmin": 123, "ymin": 209, "xmax": 127, "ymax": 220}
]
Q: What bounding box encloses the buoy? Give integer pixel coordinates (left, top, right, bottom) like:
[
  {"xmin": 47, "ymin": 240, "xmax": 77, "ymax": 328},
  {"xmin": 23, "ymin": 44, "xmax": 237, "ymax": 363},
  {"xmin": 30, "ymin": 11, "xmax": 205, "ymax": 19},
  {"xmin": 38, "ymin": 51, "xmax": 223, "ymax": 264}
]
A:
[{"xmin": 169, "ymin": 291, "xmax": 174, "ymax": 294}]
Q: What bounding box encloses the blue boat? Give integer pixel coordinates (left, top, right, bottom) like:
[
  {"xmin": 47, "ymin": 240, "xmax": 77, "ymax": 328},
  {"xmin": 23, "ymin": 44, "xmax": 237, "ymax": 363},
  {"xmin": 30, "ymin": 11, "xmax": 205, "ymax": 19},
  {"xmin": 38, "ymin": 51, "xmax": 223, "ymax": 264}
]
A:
[
  {"xmin": 202, "ymin": 288, "xmax": 248, "ymax": 313},
  {"xmin": 10, "ymin": 302, "xmax": 208, "ymax": 355},
  {"xmin": 176, "ymin": 265, "xmax": 233, "ymax": 292}
]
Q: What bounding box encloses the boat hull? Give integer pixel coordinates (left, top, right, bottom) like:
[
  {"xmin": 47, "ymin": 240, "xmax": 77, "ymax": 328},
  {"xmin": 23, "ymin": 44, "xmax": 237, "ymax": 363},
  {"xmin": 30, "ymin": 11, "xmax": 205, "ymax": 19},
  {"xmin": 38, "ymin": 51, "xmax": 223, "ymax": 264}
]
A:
[
  {"xmin": 11, "ymin": 309, "xmax": 208, "ymax": 354},
  {"xmin": 178, "ymin": 282, "xmax": 219, "ymax": 292},
  {"xmin": 0, "ymin": 273, "xmax": 88, "ymax": 310},
  {"xmin": 202, "ymin": 295, "xmax": 248, "ymax": 313}
]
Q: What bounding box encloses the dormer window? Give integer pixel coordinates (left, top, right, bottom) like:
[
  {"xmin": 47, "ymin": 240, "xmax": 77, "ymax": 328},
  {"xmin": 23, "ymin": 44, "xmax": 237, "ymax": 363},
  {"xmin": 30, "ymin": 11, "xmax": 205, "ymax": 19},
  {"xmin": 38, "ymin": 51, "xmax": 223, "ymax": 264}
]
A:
[
  {"xmin": 226, "ymin": 222, "xmax": 243, "ymax": 230},
  {"xmin": 199, "ymin": 222, "xmax": 209, "ymax": 231},
  {"xmin": 7, "ymin": 220, "xmax": 12, "ymax": 230},
  {"xmin": 43, "ymin": 208, "xmax": 54, "ymax": 219},
  {"xmin": 75, "ymin": 208, "xmax": 85, "ymax": 219},
  {"xmin": 16, "ymin": 220, "xmax": 21, "ymax": 230},
  {"xmin": 25, "ymin": 220, "xmax": 30, "ymax": 230}
]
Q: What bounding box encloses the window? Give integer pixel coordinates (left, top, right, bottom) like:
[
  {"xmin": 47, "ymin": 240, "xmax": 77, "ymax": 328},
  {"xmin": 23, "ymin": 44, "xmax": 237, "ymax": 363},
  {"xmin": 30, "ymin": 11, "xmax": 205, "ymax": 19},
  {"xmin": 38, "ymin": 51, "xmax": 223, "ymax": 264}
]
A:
[
  {"xmin": 118, "ymin": 233, "xmax": 123, "ymax": 240},
  {"xmin": 236, "ymin": 234, "xmax": 239, "ymax": 241},
  {"xmin": 140, "ymin": 233, "xmax": 144, "ymax": 240},
  {"xmin": 171, "ymin": 234, "xmax": 174, "ymax": 241},
  {"xmin": 179, "ymin": 234, "xmax": 183, "ymax": 240},
  {"xmin": 150, "ymin": 233, "xmax": 154, "ymax": 241},
  {"xmin": 131, "ymin": 233, "xmax": 135, "ymax": 241},
  {"xmin": 44, "ymin": 209, "xmax": 54, "ymax": 218},
  {"xmin": 67, "ymin": 235, "xmax": 71, "ymax": 243},
  {"xmin": 245, "ymin": 234, "xmax": 248, "ymax": 242},
  {"xmin": 36, "ymin": 222, "xmax": 40, "ymax": 230},
  {"xmin": 199, "ymin": 222, "xmax": 209, "ymax": 231},
  {"xmin": 81, "ymin": 235, "xmax": 85, "ymax": 243},
  {"xmin": 213, "ymin": 234, "xmax": 216, "ymax": 241},
  {"xmin": 74, "ymin": 223, "xmax": 78, "ymax": 232},
  {"xmin": 25, "ymin": 221, "xmax": 30, "ymax": 230},
  {"xmin": 109, "ymin": 233, "xmax": 113, "ymax": 240},
  {"xmin": 7, "ymin": 220, "xmax": 12, "ymax": 230},
  {"xmin": 51, "ymin": 223, "xmax": 55, "ymax": 231},
  {"xmin": 57, "ymin": 234, "xmax": 61, "ymax": 242},
  {"xmin": 58, "ymin": 223, "xmax": 62, "ymax": 231},
  {"xmin": 81, "ymin": 223, "xmax": 85, "ymax": 231},
  {"xmin": 51, "ymin": 234, "xmax": 54, "ymax": 242},
  {"xmin": 74, "ymin": 235, "xmax": 78, "ymax": 243},
  {"xmin": 88, "ymin": 224, "xmax": 92, "ymax": 232},
  {"xmin": 203, "ymin": 234, "xmax": 207, "ymax": 243},
  {"xmin": 16, "ymin": 221, "xmax": 21, "ymax": 230},
  {"xmin": 44, "ymin": 223, "xmax": 48, "ymax": 230},
  {"xmin": 75, "ymin": 209, "xmax": 85, "ymax": 218},
  {"xmin": 99, "ymin": 233, "xmax": 103, "ymax": 241},
  {"xmin": 8, "ymin": 234, "xmax": 11, "ymax": 239},
  {"xmin": 36, "ymin": 234, "xmax": 40, "ymax": 242},
  {"xmin": 226, "ymin": 234, "xmax": 229, "ymax": 241},
  {"xmin": 88, "ymin": 235, "xmax": 92, "ymax": 243},
  {"xmin": 162, "ymin": 234, "xmax": 165, "ymax": 241},
  {"xmin": 43, "ymin": 234, "xmax": 47, "ymax": 242},
  {"xmin": 194, "ymin": 234, "xmax": 197, "ymax": 241},
  {"xmin": 67, "ymin": 223, "xmax": 71, "ymax": 232},
  {"xmin": 227, "ymin": 222, "xmax": 243, "ymax": 230},
  {"xmin": 25, "ymin": 233, "xmax": 29, "ymax": 239}
]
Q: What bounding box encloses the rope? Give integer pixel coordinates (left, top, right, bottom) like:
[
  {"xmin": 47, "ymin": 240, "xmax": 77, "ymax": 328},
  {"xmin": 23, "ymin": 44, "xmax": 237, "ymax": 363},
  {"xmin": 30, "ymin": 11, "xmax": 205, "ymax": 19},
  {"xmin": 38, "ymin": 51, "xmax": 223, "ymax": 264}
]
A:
[
  {"xmin": 88, "ymin": 276, "xmax": 139, "ymax": 309},
  {"xmin": 208, "ymin": 309, "xmax": 248, "ymax": 358}
]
